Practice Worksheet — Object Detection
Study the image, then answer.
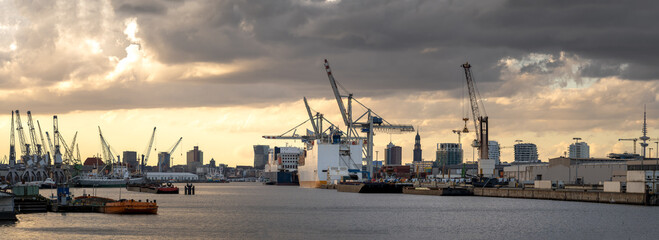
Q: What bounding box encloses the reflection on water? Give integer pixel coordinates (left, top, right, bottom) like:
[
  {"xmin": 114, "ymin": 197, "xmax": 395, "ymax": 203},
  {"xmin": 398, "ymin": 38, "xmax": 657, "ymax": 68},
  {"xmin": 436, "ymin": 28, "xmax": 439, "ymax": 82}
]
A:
[{"xmin": 2, "ymin": 182, "xmax": 659, "ymax": 239}]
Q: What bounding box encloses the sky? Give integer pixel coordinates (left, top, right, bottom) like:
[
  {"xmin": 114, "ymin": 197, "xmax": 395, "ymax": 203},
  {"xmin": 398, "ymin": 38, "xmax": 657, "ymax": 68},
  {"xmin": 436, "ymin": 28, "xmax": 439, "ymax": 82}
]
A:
[{"xmin": 0, "ymin": 0, "xmax": 658, "ymax": 167}]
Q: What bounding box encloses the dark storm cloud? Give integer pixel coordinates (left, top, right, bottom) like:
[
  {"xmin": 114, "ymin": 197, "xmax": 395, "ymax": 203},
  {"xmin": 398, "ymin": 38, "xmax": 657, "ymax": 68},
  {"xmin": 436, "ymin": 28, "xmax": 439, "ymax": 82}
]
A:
[{"xmin": 2, "ymin": 0, "xmax": 659, "ymax": 112}]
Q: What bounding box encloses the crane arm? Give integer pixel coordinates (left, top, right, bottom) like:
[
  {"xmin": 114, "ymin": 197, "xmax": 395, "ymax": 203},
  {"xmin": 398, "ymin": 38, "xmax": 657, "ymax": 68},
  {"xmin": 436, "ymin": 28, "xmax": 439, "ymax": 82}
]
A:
[
  {"xmin": 14, "ymin": 110, "xmax": 28, "ymax": 157},
  {"xmin": 168, "ymin": 137, "xmax": 183, "ymax": 155},
  {"xmin": 324, "ymin": 59, "xmax": 351, "ymax": 127},
  {"xmin": 37, "ymin": 120, "xmax": 51, "ymax": 163},
  {"xmin": 26, "ymin": 111, "xmax": 41, "ymax": 155},
  {"xmin": 143, "ymin": 127, "xmax": 156, "ymax": 165},
  {"xmin": 303, "ymin": 97, "xmax": 319, "ymax": 138},
  {"xmin": 462, "ymin": 63, "xmax": 481, "ymax": 143}
]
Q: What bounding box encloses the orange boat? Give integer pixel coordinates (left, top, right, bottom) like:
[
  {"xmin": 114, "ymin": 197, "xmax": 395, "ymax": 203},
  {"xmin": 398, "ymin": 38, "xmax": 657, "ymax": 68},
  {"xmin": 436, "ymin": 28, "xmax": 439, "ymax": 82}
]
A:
[{"xmin": 104, "ymin": 199, "xmax": 158, "ymax": 214}]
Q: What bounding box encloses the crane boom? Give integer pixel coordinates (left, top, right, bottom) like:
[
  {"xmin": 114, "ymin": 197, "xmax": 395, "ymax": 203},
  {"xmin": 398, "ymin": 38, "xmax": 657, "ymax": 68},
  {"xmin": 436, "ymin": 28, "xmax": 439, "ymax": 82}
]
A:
[
  {"xmin": 324, "ymin": 59, "xmax": 351, "ymax": 127},
  {"xmin": 26, "ymin": 111, "xmax": 41, "ymax": 158},
  {"xmin": 14, "ymin": 110, "xmax": 29, "ymax": 163},
  {"xmin": 37, "ymin": 120, "xmax": 51, "ymax": 164},
  {"xmin": 143, "ymin": 127, "xmax": 156, "ymax": 165},
  {"xmin": 168, "ymin": 137, "xmax": 183, "ymax": 155},
  {"xmin": 304, "ymin": 97, "xmax": 319, "ymax": 138}
]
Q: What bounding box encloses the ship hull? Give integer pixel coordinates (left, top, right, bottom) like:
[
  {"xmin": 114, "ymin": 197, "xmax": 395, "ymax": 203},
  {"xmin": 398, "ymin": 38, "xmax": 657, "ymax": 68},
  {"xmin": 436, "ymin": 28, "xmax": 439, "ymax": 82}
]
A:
[{"xmin": 104, "ymin": 200, "xmax": 158, "ymax": 214}]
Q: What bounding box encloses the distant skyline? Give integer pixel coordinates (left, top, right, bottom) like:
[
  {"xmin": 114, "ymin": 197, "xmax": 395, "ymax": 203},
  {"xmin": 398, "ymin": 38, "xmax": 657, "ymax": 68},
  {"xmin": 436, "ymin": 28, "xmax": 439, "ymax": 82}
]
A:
[{"xmin": 0, "ymin": 0, "xmax": 657, "ymax": 167}]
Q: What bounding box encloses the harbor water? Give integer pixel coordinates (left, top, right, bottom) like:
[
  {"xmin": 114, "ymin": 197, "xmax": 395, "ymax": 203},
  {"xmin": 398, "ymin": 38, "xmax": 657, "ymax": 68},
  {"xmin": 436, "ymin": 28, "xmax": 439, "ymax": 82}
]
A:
[{"xmin": 2, "ymin": 182, "xmax": 658, "ymax": 239}]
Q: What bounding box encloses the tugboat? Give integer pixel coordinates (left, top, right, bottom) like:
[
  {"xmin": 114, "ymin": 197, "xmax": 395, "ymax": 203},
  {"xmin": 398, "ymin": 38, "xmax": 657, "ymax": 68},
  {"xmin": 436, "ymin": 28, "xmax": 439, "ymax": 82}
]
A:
[
  {"xmin": 156, "ymin": 182, "xmax": 179, "ymax": 194},
  {"xmin": 104, "ymin": 199, "xmax": 158, "ymax": 214}
]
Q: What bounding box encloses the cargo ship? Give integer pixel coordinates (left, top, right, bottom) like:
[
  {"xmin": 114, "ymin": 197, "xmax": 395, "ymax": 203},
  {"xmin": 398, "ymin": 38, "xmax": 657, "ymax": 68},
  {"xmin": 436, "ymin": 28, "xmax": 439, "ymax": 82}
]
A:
[
  {"xmin": 263, "ymin": 147, "xmax": 302, "ymax": 185},
  {"xmin": 297, "ymin": 136, "xmax": 363, "ymax": 188}
]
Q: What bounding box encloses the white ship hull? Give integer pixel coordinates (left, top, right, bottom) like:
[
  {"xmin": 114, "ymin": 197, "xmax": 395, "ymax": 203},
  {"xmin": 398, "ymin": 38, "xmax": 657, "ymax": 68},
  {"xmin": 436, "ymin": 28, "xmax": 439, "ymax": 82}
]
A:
[{"xmin": 297, "ymin": 140, "xmax": 363, "ymax": 188}]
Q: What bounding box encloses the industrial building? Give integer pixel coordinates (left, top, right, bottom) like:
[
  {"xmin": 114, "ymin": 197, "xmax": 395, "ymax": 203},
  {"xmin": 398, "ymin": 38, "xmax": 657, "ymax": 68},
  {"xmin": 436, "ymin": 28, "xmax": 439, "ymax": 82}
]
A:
[
  {"xmin": 413, "ymin": 131, "xmax": 422, "ymax": 162},
  {"xmin": 569, "ymin": 142, "xmax": 590, "ymax": 158},
  {"xmin": 186, "ymin": 146, "xmax": 203, "ymax": 172},
  {"xmin": 253, "ymin": 145, "xmax": 269, "ymax": 169},
  {"xmin": 145, "ymin": 172, "xmax": 199, "ymax": 181},
  {"xmin": 514, "ymin": 143, "xmax": 539, "ymax": 162},
  {"xmin": 488, "ymin": 141, "xmax": 500, "ymax": 165},
  {"xmin": 437, "ymin": 143, "xmax": 463, "ymax": 166},
  {"xmin": 385, "ymin": 142, "xmax": 402, "ymax": 166},
  {"xmin": 503, "ymin": 157, "xmax": 627, "ymax": 184}
]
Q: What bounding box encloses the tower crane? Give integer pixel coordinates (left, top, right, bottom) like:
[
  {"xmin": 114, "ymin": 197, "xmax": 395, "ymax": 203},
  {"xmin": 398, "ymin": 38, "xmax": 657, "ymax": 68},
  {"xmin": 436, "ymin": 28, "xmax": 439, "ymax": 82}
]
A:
[
  {"xmin": 618, "ymin": 138, "xmax": 638, "ymax": 154},
  {"xmin": 461, "ymin": 62, "xmax": 495, "ymax": 177},
  {"xmin": 142, "ymin": 127, "xmax": 156, "ymax": 173},
  {"xmin": 324, "ymin": 59, "xmax": 414, "ymax": 179}
]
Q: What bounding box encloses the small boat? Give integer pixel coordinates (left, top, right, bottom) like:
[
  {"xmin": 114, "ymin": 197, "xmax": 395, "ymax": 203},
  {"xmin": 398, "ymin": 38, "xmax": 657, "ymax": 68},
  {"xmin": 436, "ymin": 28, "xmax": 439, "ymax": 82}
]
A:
[
  {"xmin": 156, "ymin": 182, "xmax": 179, "ymax": 194},
  {"xmin": 104, "ymin": 199, "xmax": 158, "ymax": 214}
]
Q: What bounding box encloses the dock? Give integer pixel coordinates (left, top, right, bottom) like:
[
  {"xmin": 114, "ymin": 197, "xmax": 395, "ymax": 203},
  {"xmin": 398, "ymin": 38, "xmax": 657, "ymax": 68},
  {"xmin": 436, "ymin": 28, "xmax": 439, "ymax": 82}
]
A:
[{"xmin": 473, "ymin": 188, "xmax": 659, "ymax": 205}]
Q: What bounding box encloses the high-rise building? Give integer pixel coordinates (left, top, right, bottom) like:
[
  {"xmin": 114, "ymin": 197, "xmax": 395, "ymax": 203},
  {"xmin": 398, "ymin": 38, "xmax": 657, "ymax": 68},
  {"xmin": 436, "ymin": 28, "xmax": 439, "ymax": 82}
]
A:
[
  {"xmin": 209, "ymin": 158, "xmax": 216, "ymax": 168},
  {"xmin": 385, "ymin": 142, "xmax": 402, "ymax": 166},
  {"xmin": 253, "ymin": 145, "xmax": 270, "ymax": 169},
  {"xmin": 437, "ymin": 143, "xmax": 463, "ymax": 166},
  {"xmin": 122, "ymin": 151, "xmax": 138, "ymax": 171},
  {"xmin": 569, "ymin": 142, "xmax": 590, "ymax": 158},
  {"xmin": 413, "ymin": 131, "xmax": 422, "ymax": 162},
  {"xmin": 488, "ymin": 141, "xmax": 501, "ymax": 165},
  {"xmin": 514, "ymin": 143, "xmax": 539, "ymax": 162},
  {"xmin": 157, "ymin": 152, "xmax": 171, "ymax": 171},
  {"xmin": 187, "ymin": 146, "xmax": 203, "ymax": 172}
]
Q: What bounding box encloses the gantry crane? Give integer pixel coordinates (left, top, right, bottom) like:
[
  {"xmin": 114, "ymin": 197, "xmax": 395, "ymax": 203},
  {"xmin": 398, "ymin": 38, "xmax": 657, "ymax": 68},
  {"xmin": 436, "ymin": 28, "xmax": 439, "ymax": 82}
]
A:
[{"xmin": 324, "ymin": 59, "xmax": 414, "ymax": 179}]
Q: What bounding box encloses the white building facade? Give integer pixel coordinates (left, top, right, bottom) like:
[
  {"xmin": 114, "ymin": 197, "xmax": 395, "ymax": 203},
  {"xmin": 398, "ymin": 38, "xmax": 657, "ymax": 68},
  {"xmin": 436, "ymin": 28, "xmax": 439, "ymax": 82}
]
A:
[
  {"xmin": 569, "ymin": 142, "xmax": 590, "ymax": 158},
  {"xmin": 514, "ymin": 143, "xmax": 539, "ymax": 163}
]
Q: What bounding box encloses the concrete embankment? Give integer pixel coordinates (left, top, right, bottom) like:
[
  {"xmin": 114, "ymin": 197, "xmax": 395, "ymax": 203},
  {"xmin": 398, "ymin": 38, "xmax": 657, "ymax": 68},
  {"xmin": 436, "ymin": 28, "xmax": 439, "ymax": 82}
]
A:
[
  {"xmin": 473, "ymin": 188, "xmax": 654, "ymax": 205},
  {"xmin": 403, "ymin": 187, "xmax": 473, "ymax": 196}
]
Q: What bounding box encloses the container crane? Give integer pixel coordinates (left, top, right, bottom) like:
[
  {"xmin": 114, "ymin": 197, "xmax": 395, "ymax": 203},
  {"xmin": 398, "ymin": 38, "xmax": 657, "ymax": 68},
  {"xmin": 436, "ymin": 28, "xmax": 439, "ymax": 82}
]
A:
[
  {"xmin": 461, "ymin": 62, "xmax": 495, "ymax": 177},
  {"xmin": 324, "ymin": 59, "xmax": 414, "ymax": 179}
]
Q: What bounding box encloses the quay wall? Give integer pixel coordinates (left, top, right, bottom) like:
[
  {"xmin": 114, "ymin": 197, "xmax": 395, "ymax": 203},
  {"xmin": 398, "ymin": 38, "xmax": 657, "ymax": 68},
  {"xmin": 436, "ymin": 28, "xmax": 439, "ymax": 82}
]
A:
[{"xmin": 474, "ymin": 188, "xmax": 649, "ymax": 205}]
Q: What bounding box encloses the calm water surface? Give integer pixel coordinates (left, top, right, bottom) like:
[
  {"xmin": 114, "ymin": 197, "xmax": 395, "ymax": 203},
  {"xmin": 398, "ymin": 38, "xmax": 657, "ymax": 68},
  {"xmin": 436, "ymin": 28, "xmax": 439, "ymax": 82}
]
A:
[{"xmin": 2, "ymin": 182, "xmax": 658, "ymax": 239}]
